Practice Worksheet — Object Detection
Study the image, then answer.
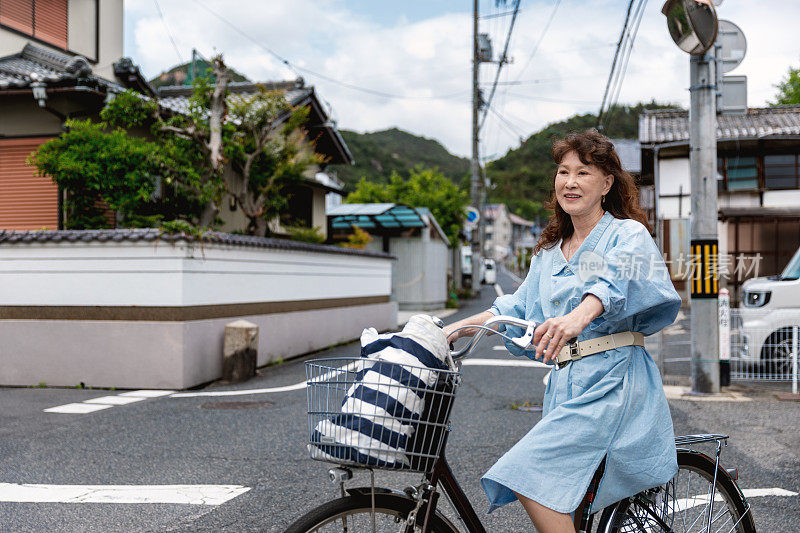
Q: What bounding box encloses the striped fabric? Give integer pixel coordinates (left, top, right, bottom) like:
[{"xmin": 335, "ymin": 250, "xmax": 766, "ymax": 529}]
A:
[{"xmin": 309, "ymin": 315, "xmax": 449, "ymax": 467}]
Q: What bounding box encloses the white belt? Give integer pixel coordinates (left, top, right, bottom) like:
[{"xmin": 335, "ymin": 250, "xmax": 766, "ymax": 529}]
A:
[{"xmin": 556, "ymin": 331, "xmax": 644, "ymax": 368}]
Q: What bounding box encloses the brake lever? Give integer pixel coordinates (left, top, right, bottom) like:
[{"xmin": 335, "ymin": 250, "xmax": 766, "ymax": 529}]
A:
[{"xmin": 510, "ymin": 322, "xmax": 536, "ymax": 350}]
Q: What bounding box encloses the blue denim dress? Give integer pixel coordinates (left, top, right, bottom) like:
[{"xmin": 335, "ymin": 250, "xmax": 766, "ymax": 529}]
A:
[{"xmin": 481, "ymin": 212, "xmax": 681, "ymax": 514}]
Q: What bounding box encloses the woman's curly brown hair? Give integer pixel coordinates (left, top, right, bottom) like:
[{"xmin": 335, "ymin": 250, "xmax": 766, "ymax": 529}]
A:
[{"xmin": 532, "ymin": 130, "xmax": 650, "ymax": 256}]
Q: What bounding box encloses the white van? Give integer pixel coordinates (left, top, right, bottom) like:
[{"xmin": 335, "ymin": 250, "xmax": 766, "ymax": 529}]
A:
[
  {"xmin": 733, "ymin": 246, "xmax": 800, "ymax": 375},
  {"xmin": 482, "ymin": 258, "xmax": 497, "ymax": 284}
]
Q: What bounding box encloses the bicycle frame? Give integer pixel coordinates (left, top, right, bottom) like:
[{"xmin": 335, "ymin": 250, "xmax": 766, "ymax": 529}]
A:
[{"xmin": 410, "ymin": 433, "xmax": 604, "ymax": 533}]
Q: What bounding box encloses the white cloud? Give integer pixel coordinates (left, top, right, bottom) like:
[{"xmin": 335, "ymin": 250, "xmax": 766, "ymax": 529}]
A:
[{"xmin": 124, "ymin": 0, "xmax": 800, "ymax": 158}]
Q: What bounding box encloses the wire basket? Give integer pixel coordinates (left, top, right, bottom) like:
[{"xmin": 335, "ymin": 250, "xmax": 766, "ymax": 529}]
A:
[{"xmin": 305, "ymin": 357, "xmax": 460, "ymax": 473}]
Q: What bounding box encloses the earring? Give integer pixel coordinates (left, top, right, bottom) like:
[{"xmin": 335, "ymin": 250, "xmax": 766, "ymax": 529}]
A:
[{"xmin": 601, "ymin": 194, "xmax": 605, "ymax": 205}]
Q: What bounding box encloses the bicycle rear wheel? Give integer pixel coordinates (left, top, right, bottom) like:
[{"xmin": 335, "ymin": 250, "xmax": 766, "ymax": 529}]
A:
[
  {"xmin": 598, "ymin": 450, "xmax": 755, "ymax": 533},
  {"xmin": 284, "ymin": 492, "xmax": 459, "ymax": 533}
]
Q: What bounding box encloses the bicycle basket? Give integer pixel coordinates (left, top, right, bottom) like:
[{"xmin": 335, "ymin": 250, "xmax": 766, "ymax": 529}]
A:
[{"xmin": 305, "ymin": 357, "xmax": 460, "ymax": 473}]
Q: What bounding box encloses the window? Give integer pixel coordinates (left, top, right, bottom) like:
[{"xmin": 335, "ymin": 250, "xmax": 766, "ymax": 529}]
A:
[
  {"xmin": 764, "ymin": 154, "xmax": 799, "ymax": 190},
  {"xmin": 724, "ymin": 156, "xmax": 758, "ymax": 191},
  {"xmin": 0, "ymin": 0, "xmax": 33, "ymax": 34},
  {"xmin": 0, "ymin": 0, "xmax": 68, "ymax": 49}
]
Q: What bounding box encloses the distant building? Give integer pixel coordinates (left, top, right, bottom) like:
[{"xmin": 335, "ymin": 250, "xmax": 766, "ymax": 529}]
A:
[
  {"xmin": 610, "ymin": 138, "xmax": 653, "ymax": 230},
  {"xmin": 328, "ymin": 203, "xmax": 449, "ymax": 310},
  {"xmin": 0, "ymin": 0, "xmax": 125, "ymax": 230},
  {"xmin": 484, "ymin": 203, "xmax": 511, "ymax": 260},
  {"xmin": 0, "ymin": 1, "xmax": 351, "ymax": 237},
  {"xmin": 155, "ymin": 80, "xmax": 352, "ymax": 237},
  {"xmin": 484, "ymin": 203, "xmax": 535, "ymax": 261},
  {"xmin": 639, "ymin": 106, "xmax": 800, "ymax": 300},
  {"xmin": 509, "ymin": 212, "xmax": 536, "ymax": 253}
]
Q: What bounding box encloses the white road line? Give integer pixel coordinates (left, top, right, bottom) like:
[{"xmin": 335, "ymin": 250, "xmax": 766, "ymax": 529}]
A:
[
  {"xmin": 171, "ymin": 382, "xmax": 307, "ymax": 397},
  {"xmin": 118, "ymin": 390, "xmax": 176, "ymax": 398},
  {"xmin": 0, "ymin": 483, "xmax": 250, "ymax": 505},
  {"xmin": 494, "ymin": 283, "xmax": 504, "ymax": 297},
  {"xmin": 674, "ymin": 488, "xmax": 798, "ymax": 512},
  {"xmin": 83, "ymin": 396, "xmax": 146, "ymax": 405},
  {"xmin": 171, "ymin": 358, "xmax": 553, "ymax": 398},
  {"xmin": 741, "ymin": 488, "xmax": 798, "ymax": 497},
  {"xmin": 44, "ymin": 390, "xmax": 176, "ymax": 414},
  {"xmin": 504, "ymin": 269, "xmax": 524, "ymax": 284},
  {"xmin": 43, "ymin": 403, "xmax": 114, "ymax": 414}
]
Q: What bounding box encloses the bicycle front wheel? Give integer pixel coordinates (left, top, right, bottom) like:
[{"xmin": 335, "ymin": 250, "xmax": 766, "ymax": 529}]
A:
[
  {"xmin": 284, "ymin": 492, "xmax": 459, "ymax": 533},
  {"xmin": 598, "ymin": 450, "xmax": 756, "ymax": 533}
]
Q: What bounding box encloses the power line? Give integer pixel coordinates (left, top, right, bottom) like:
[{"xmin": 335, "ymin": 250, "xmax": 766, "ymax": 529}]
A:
[
  {"xmin": 192, "ymin": 0, "xmax": 464, "ymax": 101},
  {"xmin": 505, "ymin": 92, "xmax": 601, "ymax": 105},
  {"xmin": 487, "ymin": 106, "xmax": 527, "ymax": 142},
  {"xmin": 480, "ymin": 0, "xmax": 522, "ymax": 130},
  {"xmin": 604, "ymin": 0, "xmax": 648, "ymax": 130},
  {"xmin": 514, "ymin": 0, "xmax": 562, "ymax": 81},
  {"xmin": 153, "ymin": 0, "xmax": 183, "ymax": 64},
  {"xmin": 597, "ymin": 0, "xmax": 635, "ymax": 128}
]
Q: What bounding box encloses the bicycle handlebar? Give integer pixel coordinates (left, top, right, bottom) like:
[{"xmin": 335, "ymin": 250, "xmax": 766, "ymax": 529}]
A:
[{"xmin": 448, "ymin": 315, "xmax": 537, "ymax": 361}]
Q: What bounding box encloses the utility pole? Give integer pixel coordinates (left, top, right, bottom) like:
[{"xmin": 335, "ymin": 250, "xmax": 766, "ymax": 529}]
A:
[
  {"xmin": 470, "ymin": 0, "xmax": 482, "ymax": 292},
  {"xmin": 689, "ymin": 51, "xmax": 720, "ymax": 393},
  {"xmin": 662, "ymin": 0, "xmax": 721, "ymax": 394}
]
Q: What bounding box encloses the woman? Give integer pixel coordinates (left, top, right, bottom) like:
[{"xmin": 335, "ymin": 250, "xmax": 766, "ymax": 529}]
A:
[{"xmin": 444, "ymin": 130, "xmax": 681, "ymax": 532}]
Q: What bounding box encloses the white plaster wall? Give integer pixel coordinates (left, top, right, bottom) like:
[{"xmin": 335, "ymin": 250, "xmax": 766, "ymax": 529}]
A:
[
  {"xmin": 0, "ymin": 241, "xmax": 392, "ymax": 306},
  {"xmin": 67, "ymin": 0, "xmax": 96, "ymax": 60},
  {"xmin": 763, "ymin": 190, "xmax": 800, "ymax": 207},
  {"xmin": 311, "ymin": 188, "xmax": 327, "ymax": 238},
  {"xmin": 94, "ymin": 0, "xmax": 123, "ymax": 81},
  {"xmin": 0, "ymin": 301, "xmax": 397, "ymax": 389},
  {"xmin": 658, "ymin": 157, "xmax": 691, "ymax": 196},
  {"xmin": 0, "ymin": 1, "xmax": 122, "ymax": 82}
]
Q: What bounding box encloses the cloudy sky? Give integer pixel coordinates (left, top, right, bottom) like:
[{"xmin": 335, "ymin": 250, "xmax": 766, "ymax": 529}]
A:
[{"xmin": 124, "ymin": 0, "xmax": 800, "ymax": 158}]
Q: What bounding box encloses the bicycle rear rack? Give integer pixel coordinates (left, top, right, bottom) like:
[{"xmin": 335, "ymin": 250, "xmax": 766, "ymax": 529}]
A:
[{"xmin": 675, "ymin": 433, "xmax": 729, "ymax": 447}]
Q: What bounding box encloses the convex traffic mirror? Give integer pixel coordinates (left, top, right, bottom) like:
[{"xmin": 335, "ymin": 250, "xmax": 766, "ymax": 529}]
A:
[{"xmin": 661, "ymin": 0, "xmax": 718, "ymax": 55}]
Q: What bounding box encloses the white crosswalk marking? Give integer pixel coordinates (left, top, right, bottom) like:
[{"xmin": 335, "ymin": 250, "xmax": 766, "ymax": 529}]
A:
[
  {"xmin": 83, "ymin": 396, "xmax": 146, "ymax": 405},
  {"xmin": 0, "ymin": 483, "xmax": 250, "ymax": 505},
  {"xmin": 43, "ymin": 403, "xmax": 114, "ymax": 414},
  {"xmin": 44, "ymin": 390, "xmax": 176, "ymax": 414}
]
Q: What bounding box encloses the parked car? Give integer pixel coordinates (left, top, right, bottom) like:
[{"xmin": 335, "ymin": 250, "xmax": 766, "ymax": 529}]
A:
[
  {"xmin": 733, "ymin": 245, "xmax": 800, "ymax": 377},
  {"xmin": 482, "ymin": 258, "xmax": 496, "ymax": 284}
]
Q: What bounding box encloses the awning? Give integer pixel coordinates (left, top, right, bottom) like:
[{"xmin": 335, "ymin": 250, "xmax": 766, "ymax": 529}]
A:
[{"xmin": 327, "ymin": 203, "xmax": 427, "ymax": 230}]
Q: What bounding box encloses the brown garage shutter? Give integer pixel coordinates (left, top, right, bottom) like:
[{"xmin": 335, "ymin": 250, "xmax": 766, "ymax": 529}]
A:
[
  {"xmin": 0, "ymin": 137, "xmax": 59, "ymax": 230},
  {"xmin": 33, "ymin": 0, "xmax": 68, "ymax": 49},
  {"xmin": 0, "ymin": 0, "xmax": 34, "ymax": 34}
]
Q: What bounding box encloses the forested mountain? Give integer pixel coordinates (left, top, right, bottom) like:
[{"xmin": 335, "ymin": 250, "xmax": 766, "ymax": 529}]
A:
[
  {"xmin": 333, "ymin": 103, "xmax": 679, "ymax": 216},
  {"xmin": 486, "ymin": 102, "xmax": 679, "ymax": 220},
  {"xmin": 149, "ymin": 60, "xmax": 250, "ymax": 88},
  {"xmin": 334, "ymin": 128, "xmax": 470, "ymax": 191}
]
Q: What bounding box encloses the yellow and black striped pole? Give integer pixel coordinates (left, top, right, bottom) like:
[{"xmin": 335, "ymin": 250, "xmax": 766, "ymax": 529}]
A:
[{"xmin": 690, "ymin": 239, "xmax": 719, "ymax": 299}]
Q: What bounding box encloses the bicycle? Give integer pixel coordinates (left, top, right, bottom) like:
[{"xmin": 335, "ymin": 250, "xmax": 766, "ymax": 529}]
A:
[{"xmin": 286, "ymin": 315, "xmax": 756, "ymax": 533}]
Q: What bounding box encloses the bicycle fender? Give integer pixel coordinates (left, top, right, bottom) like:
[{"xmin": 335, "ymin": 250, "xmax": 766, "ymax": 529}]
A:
[
  {"xmin": 346, "ymin": 486, "xmax": 406, "ymax": 497},
  {"xmin": 676, "ymin": 449, "xmax": 751, "ymax": 510}
]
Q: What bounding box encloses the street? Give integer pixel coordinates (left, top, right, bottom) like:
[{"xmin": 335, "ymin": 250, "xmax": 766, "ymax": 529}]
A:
[{"xmin": 1, "ymin": 268, "xmax": 798, "ymax": 532}]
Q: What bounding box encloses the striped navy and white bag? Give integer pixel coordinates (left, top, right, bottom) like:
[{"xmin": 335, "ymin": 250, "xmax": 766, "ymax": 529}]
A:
[{"xmin": 309, "ymin": 315, "xmax": 450, "ymax": 468}]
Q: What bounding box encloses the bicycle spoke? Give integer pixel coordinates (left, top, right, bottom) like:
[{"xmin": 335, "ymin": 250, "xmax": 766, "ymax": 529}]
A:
[{"xmin": 608, "ymin": 457, "xmax": 750, "ymax": 533}]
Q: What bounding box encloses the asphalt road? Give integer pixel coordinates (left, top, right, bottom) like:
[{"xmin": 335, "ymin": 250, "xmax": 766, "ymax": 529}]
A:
[{"xmin": 1, "ymin": 268, "xmax": 798, "ymax": 532}]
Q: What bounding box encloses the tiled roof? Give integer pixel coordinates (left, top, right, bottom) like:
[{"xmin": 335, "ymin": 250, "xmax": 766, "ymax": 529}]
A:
[
  {"xmin": 639, "ymin": 106, "xmax": 800, "ymax": 144},
  {"xmin": 157, "ymin": 80, "xmax": 311, "ymax": 116},
  {"xmin": 0, "ymin": 229, "xmax": 393, "ymax": 259},
  {"xmin": 0, "ymin": 43, "xmax": 121, "ymax": 90},
  {"xmin": 508, "ymin": 212, "xmax": 533, "ymax": 227}
]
